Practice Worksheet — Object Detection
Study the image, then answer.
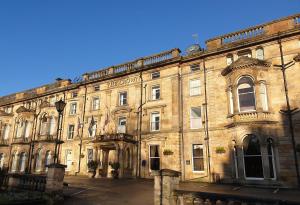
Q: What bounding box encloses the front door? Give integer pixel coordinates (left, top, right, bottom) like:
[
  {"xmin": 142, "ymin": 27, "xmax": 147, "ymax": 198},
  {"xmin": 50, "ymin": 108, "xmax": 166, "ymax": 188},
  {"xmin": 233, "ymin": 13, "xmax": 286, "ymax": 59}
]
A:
[{"xmin": 65, "ymin": 150, "xmax": 73, "ymax": 171}]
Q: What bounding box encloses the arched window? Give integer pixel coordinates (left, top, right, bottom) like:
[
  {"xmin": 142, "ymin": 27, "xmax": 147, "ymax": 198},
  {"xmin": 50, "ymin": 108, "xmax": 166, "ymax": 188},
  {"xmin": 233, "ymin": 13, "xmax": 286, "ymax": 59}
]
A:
[
  {"xmin": 45, "ymin": 150, "xmax": 52, "ymax": 171},
  {"xmin": 0, "ymin": 153, "xmax": 5, "ymax": 169},
  {"xmin": 256, "ymin": 47, "xmax": 264, "ymax": 60},
  {"xmin": 259, "ymin": 82, "xmax": 268, "ymax": 111},
  {"xmin": 35, "ymin": 149, "xmax": 43, "ymax": 172},
  {"xmin": 237, "ymin": 76, "xmax": 256, "ymax": 112},
  {"xmin": 243, "ymin": 135, "xmax": 263, "ymax": 179},
  {"xmin": 19, "ymin": 152, "xmax": 27, "ymax": 172},
  {"xmin": 267, "ymin": 138, "xmax": 276, "ymax": 179},
  {"xmin": 11, "ymin": 152, "xmax": 19, "ymax": 172}
]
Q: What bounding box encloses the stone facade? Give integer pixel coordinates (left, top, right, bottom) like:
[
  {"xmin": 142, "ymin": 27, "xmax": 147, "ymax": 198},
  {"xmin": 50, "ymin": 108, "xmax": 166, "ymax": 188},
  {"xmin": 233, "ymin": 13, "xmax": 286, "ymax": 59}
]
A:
[{"xmin": 0, "ymin": 14, "xmax": 299, "ymax": 187}]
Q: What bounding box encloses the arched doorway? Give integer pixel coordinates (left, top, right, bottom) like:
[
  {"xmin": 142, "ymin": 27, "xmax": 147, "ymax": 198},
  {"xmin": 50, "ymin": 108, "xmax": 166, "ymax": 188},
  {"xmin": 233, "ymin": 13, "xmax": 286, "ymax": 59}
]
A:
[
  {"xmin": 243, "ymin": 134, "xmax": 263, "ymax": 179},
  {"xmin": 35, "ymin": 149, "xmax": 43, "ymax": 172},
  {"xmin": 11, "ymin": 151, "xmax": 19, "ymax": 172}
]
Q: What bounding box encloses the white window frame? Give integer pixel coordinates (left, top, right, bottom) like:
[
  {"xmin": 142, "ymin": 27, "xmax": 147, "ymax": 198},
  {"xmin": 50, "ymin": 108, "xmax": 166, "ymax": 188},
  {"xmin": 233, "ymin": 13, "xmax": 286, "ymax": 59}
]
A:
[
  {"xmin": 149, "ymin": 144, "xmax": 160, "ymax": 171},
  {"xmin": 117, "ymin": 117, "xmax": 126, "ymax": 133},
  {"xmin": 150, "ymin": 112, "xmax": 160, "ymax": 132},
  {"xmin": 237, "ymin": 76, "xmax": 256, "ymax": 113},
  {"xmin": 256, "ymin": 48, "xmax": 264, "ymax": 60},
  {"xmin": 67, "ymin": 124, "xmax": 75, "ymax": 140},
  {"xmin": 151, "ymin": 85, "xmax": 160, "ymax": 100},
  {"xmin": 189, "ymin": 79, "xmax": 201, "ymax": 96},
  {"xmin": 192, "ymin": 144, "xmax": 204, "ymax": 173},
  {"xmin": 92, "ymin": 97, "xmax": 100, "ymax": 110},
  {"xmin": 119, "ymin": 91, "xmax": 127, "ymax": 106},
  {"xmin": 69, "ymin": 102, "xmax": 77, "ymax": 115},
  {"xmin": 190, "ymin": 107, "xmax": 202, "ymax": 129},
  {"xmin": 65, "ymin": 149, "xmax": 73, "ymax": 171}
]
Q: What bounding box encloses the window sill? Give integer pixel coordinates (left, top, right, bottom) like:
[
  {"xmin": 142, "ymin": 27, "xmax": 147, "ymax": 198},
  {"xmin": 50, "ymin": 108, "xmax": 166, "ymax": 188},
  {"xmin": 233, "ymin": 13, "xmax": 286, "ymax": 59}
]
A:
[
  {"xmin": 189, "ymin": 94, "xmax": 201, "ymax": 97},
  {"xmin": 192, "ymin": 171, "xmax": 205, "ymax": 174}
]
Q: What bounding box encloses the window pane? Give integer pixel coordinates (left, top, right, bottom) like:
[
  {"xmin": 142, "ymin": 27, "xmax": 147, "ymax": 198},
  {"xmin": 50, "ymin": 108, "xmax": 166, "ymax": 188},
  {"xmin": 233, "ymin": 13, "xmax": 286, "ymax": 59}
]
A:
[
  {"xmin": 193, "ymin": 158, "xmax": 204, "ymax": 171},
  {"xmin": 191, "ymin": 107, "xmax": 201, "ymax": 118},
  {"xmin": 193, "ymin": 145, "xmax": 203, "ymax": 157}
]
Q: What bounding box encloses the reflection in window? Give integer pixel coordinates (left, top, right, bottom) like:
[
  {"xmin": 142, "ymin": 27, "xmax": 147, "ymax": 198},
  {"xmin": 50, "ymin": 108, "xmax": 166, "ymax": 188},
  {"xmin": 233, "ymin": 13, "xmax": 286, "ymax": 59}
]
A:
[
  {"xmin": 149, "ymin": 145, "xmax": 160, "ymax": 170},
  {"xmin": 243, "ymin": 135, "xmax": 263, "ymax": 178},
  {"xmin": 237, "ymin": 77, "xmax": 256, "ymax": 112},
  {"xmin": 192, "ymin": 144, "xmax": 204, "ymax": 171}
]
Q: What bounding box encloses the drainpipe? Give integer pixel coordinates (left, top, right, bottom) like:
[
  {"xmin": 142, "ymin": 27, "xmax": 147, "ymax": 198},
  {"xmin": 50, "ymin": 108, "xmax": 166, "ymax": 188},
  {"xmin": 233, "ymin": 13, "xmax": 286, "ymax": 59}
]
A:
[
  {"xmin": 178, "ymin": 63, "xmax": 185, "ymax": 181},
  {"xmin": 76, "ymin": 85, "xmax": 88, "ymax": 175},
  {"xmin": 203, "ymin": 59, "xmax": 211, "ymax": 182},
  {"xmin": 277, "ymin": 36, "xmax": 300, "ymax": 186}
]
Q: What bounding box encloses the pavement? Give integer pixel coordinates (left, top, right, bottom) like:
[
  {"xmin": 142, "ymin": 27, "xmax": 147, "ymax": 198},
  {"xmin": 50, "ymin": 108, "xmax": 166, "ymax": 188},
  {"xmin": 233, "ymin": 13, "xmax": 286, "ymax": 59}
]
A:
[{"xmin": 63, "ymin": 176, "xmax": 154, "ymax": 205}]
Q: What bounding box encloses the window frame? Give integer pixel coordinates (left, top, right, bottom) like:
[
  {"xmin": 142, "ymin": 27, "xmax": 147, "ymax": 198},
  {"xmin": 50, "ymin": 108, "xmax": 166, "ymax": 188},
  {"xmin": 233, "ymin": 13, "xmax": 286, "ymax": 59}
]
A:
[
  {"xmin": 150, "ymin": 112, "xmax": 160, "ymax": 132},
  {"xmin": 67, "ymin": 124, "xmax": 75, "ymax": 140},
  {"xmin": 190, "ymin": 107, "xmax": 202, "ymax": 129},
  {"xmin": 151, "ymin": 85, "xmax": 161, "ymax": 101},
  {"xmin": 69, "ymin": 102, "xmax": 77, "ymax": 115},
  {"xmin": 192, "ymin": 144, "xmax": 205, "ymax": 173},
  {"xmin": 237, "ymin": 76, "xmax": 256, "ymax": 113},
  {"xmin": 151, "ymin": 71, "xmax": 160, "ymax": 79},
  {"xmin": 189, "ymin": 78, "xmax": 201, "ymax": 96},
  {"xmin": 92, "ymin": 97, "xmax": 100, "ymax": 110},
  {"xmin": 190, "ymin": 64, "xmax": 200, "ymax": 72},
  {"xmin": 149, "ymin": 144, "xmax": 160, "ymax": 171},
  {"xmin": 119, "ymin": 91, "xmax": 128, "ymax": 106}
]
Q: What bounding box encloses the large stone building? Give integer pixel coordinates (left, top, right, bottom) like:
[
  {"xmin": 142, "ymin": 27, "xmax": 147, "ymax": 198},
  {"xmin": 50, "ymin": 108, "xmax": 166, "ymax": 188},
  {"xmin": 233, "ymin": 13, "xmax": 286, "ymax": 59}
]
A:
[{"xmin": 0, "ymin": 14, "xmax": 299, "ymax": 187}]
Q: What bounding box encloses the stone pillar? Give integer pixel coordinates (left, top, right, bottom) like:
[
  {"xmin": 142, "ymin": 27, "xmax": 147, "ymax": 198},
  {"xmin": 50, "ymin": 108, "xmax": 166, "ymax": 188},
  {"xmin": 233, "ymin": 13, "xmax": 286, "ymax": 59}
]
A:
[
  {"xmin": 152, "ymin": 169, "xmax": 181, "ymax": 205},
  {"xmin": 45, "ymin": 164, "xmax": 66, "ymax": 194}
]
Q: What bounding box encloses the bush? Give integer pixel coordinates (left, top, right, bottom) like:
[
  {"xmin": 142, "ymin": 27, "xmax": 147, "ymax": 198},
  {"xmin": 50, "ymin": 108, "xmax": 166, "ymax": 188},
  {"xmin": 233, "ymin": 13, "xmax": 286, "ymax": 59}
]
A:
[
  {"xmin": 110, "ymin": 162, "xmax": 120, "ymax": 170},
  {"xmin": 87, "ymin": 160, "xmax": 98, "ymax": 171}
]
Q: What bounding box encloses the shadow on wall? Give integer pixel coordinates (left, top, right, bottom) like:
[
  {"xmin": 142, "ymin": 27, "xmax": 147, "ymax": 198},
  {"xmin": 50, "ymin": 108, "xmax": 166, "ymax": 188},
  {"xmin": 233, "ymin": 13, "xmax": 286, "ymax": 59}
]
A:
[{"xmin": 215, "ymin": 107, "xmax": 300, "ymax": 187}]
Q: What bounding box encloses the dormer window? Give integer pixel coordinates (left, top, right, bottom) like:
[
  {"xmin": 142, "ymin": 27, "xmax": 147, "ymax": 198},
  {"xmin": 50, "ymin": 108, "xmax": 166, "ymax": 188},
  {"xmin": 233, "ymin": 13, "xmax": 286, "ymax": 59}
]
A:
[{"xmin": 237, "ymin": 76, "xmax": 256, "ymax": 112}]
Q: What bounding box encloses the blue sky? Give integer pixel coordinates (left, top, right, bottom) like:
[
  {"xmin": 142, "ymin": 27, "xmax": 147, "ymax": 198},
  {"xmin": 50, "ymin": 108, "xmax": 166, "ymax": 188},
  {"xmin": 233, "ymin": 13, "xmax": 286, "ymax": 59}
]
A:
[{"xmin": 0, "ymin": 0, "xmax": 299, "ymax": 96}]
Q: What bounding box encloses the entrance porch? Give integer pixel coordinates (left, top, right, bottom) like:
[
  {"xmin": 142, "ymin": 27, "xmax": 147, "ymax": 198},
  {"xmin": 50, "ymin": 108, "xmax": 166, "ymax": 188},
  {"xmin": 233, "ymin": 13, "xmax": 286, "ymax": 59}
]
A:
[{"xmin": 92, "ymin": 133, "xmax": 137, "ymax": 178}]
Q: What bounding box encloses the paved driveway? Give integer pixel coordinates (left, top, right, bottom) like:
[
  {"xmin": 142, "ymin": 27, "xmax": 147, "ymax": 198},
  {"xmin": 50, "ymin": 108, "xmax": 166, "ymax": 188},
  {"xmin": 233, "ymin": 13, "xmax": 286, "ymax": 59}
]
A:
[{"xmin": 63, "ymin": 176, "xmax": 154, "ymax": 205}]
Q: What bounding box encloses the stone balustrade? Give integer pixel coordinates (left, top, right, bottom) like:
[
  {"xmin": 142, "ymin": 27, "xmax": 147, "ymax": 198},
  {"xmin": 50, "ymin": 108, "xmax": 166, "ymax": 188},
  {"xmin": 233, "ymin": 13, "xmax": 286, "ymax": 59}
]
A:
[
  {"xmin": 86, "ymin": 48, "xmax": 180, "ymax": 81},
  {"xmin": 228, "ymin": 111, "xmax": 275, "ymax": 126},
  {"xmin": 7, "ymin": 173, "xmax": 46, "ymax": 192},
  {"xmin": 37, "ymin": 134, "xmax": 55, "ymax": 142},
  {"xmin": 222, "ymin": 26, "xmax": 265, "ymax": 44}
]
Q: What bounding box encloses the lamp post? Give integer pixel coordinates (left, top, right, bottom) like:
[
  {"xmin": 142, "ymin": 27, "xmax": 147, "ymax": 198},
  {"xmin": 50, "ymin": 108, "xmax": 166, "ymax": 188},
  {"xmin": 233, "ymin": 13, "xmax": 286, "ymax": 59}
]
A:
[{"xmin": 53, "ymin": 99, "xmax": 66, "ymax": 164}]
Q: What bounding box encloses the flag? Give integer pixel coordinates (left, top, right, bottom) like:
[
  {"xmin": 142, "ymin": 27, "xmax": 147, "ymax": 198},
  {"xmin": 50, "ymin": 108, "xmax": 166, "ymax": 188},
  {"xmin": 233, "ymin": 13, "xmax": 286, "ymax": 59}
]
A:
[{"xmin": 88, "ymin": 116, "xmax": 96, "ymax": 137}]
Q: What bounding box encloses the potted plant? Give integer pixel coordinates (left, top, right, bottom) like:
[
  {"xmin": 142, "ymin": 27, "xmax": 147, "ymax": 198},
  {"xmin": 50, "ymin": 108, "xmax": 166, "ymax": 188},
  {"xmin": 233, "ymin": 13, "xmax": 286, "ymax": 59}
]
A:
[
  {"xmin": 110, "ymin": 162, "xmax": 120, "ymax": 179},
  {"xmin": 215, "ymin": 146, "xmax": 226, "ymax": 154},
  {"xmin": 87, "ymin": 160, "xmax": 98, "ymax": 178},
  {"xmin": 163, "ymin": 149, "xmax": 174, "ymax": 156}
]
